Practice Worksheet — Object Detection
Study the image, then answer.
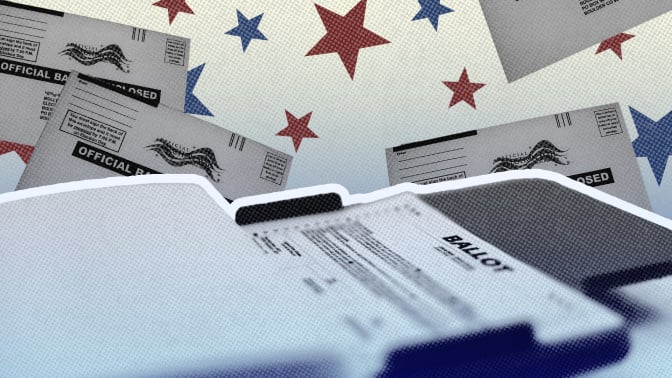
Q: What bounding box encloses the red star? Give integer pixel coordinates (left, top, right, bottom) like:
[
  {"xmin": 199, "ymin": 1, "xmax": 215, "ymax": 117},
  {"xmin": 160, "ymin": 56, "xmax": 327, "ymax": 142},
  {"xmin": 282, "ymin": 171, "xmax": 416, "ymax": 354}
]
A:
[
  {"xmin": 152, "ymin": 0, "xmax": 194, "ymax": 25},
  {"xmin": 442, "ymin": 68, "xmax": 486, "ymax": 109},
  {"xmin": 277, "ymin": 111, "xmax": 318, "ymax": 152},
  {"xmin": 307, "ymin": 0, "xmax": 390, "ymax": 80},
  {"xmin": 596, "ymin": 33, "xmax": 635, "ymax": 60}
]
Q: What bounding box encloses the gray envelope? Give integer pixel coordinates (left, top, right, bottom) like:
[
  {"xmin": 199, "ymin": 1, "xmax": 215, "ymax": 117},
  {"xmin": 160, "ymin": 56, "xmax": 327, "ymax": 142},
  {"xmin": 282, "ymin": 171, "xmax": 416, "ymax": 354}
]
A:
[
  {"xmin": 479, "ymin": 0, "xmax": 672, "ymax": 82},
  {"xmin": 0, "ymin": 1, "xmax": 190, "ymax": 193},
  {"xmin": 16, "ymin": 73, "xmax": 293, "ymax": 200},
  {"xmin": 386, "ymin": 103, "xmax": 650, "ymax": 209}
]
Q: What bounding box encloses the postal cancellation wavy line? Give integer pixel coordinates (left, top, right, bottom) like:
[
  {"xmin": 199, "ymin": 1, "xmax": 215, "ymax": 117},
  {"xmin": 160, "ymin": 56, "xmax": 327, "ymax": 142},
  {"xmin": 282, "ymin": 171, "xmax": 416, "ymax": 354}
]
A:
[
  {"xmin": 59, "ymin": 43, "xmax": 131, "ymax": 73},
  {"xmin": 490, "ymin": 140, "xmax": 569, "ymax": 173},
  {"xmin": 146, "ymin": 138, "xmax": 224, "ymax": 182}
]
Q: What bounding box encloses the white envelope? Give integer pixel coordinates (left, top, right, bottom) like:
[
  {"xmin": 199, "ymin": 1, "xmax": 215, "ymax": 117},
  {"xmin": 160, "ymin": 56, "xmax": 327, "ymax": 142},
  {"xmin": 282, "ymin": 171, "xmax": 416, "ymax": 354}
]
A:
[{"xmin": 0, "ymin": 175, "xmax": 350, "ymax": 377}]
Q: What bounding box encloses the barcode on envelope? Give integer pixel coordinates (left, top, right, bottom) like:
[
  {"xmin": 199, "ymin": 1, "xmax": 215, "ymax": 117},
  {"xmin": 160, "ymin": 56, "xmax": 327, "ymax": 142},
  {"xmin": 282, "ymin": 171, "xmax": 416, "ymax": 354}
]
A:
[
  {"xmin": 555, "ymin": 112, "xmax": 572, "ymax": 128},
  {"xmin": 229, "ymin": 133, "xmax": 246, "ymax": 151},
  {"xmin": 131, "ymin": 28, "xmax": 146, "ymax": 42}
]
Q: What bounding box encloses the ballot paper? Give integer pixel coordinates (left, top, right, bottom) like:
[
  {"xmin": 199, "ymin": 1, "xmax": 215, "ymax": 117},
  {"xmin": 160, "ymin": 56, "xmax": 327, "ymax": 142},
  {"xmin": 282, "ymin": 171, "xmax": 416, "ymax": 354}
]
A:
[
  {"xmin": 242, "ymin": 191, "xmax": 624, "ymax": 348},
  {"xmin": 386, "ymin": 103, "xmax": 650, "ymax": 209},
  {"xmin": 17, "ymin": 73, "xmax": 292, "ymax": 200},
  {"xmin": 0, "ymin": 175, "xmax": 625, "ymax": 377},
  {"xmin": 0, "ymin": 0, "xmax": 189, "ymax": 192},
  {"xmin": 478, "ymin": 0, "xmax": 672, "ymax": 82}
]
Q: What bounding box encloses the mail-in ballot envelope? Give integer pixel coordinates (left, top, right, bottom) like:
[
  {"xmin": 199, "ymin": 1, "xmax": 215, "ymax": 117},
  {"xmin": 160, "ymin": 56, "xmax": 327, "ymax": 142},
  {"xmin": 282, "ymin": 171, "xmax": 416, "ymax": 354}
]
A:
[
  {"xmin": 0, "ymin": 0, "xmax": 189, "ymax": 192},
  {"xmin": 16, "ymin": 73, "xmax": 292, "ymax": 200},
  {"xmin": 479, "ymin": 0, "xmax": 672, "ymax": 82},
  {"xmin": 386, "ymin": 103, "xmax": 650, "ymax": 209}
]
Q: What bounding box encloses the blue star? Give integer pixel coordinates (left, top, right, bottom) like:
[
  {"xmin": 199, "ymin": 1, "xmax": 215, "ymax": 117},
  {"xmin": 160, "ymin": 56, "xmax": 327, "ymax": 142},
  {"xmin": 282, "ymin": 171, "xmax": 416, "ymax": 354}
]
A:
[
  {"xmin": 412, "ymin": 0, "xmax": 453, "ymax": 31},
  {"xmin": 631, "ymin": 107, "xmax": 672, "ymax": 185},
  {"xmin": 225, "ymin": 10, "xmax": 267, "ymax": 52},
  {"xmin": 184, "ymin": 63, "xmax": 213, "ymax": 116}
]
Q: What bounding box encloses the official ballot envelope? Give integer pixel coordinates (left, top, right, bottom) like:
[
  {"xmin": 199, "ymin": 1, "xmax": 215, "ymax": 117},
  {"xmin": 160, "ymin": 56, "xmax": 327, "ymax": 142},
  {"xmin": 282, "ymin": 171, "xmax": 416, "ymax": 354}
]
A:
[
  {"xmin": 0, "ymin": 0, "xmax": 190, "ymax": 192},
  {"xmin": 17, "ymin": 73, "xmax": 292, "ymax": 200},
  {"xmin": 386, "ymin": 103, "xmax": 650, "ymax": 209},
  {"xmin": 0, "ymin": 174, "xmax": 627, "ymax": 377},
  {"xmin": 478, "ymin": 0, "xmax": 672, "ymax": 82}
]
